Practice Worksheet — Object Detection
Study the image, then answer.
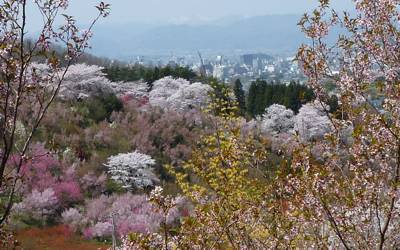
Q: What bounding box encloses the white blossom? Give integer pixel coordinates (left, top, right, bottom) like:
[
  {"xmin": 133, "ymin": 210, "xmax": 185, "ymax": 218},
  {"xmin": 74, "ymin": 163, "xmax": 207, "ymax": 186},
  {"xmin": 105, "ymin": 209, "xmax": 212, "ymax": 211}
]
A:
[
  {"xmin": 294, "ymin": 101, "xmax": 333, "ymax": 142},
  {"xmin": 260, "ymin": 104, "xmax": 295, "ymax": 135},
  {"xmin": 58, "ymin": 64, "xmax": 148, "ymax": 101},
  {"xmin": 59, "ymin": 64, "xmax": 114, "ymax": 100},
  {"xmin": 149, "ymin": 76, "xmax": 211, "ymax": 111},
  {"xmin": 111, "ymin": 81, "xmax": 149, "ymax": 99},
  {"xmin": 105, "ymin": 151, "xmax": 159, "ymax": 190}
]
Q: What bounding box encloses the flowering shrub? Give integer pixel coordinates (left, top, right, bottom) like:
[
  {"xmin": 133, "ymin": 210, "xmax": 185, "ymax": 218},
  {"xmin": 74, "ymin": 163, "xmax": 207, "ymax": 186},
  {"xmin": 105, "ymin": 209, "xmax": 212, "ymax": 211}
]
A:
[
  {"xmin": 63, "ymin": 193, "xmax": 189, "ymax": 240},
  {"xmin": 14, "ymin": 188, "xmax": 59, "ymax": 222},
  {"xmin": 11, "ymin": 144, "xmax": 83, "ymax": 225},
  {"xmin": 19, "ymin": 144, "xmax": 83, "ymax": 207},
  {"xmin": 85, "ymin": 194, "xmax": 161, "ymax": 238},
  {"xmin": 61, "ymin": 208, "xmax": 85, "ymax": 232},
  {"xmin": 110, "ymin": 188, "xmax": 191, "ymax": 250}
]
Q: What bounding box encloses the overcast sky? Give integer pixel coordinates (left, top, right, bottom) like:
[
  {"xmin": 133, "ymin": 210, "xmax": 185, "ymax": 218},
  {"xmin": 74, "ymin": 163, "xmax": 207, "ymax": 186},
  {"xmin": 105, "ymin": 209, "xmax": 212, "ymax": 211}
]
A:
[{"xmin": 29, "ymin": 0, "xmax": 354, "ymax": 28}]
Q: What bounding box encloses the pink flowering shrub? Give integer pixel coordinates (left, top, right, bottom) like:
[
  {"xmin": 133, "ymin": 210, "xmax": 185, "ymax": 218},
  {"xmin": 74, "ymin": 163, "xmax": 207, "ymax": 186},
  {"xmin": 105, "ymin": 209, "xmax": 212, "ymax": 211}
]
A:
[
  {"xmin": 13, "ymin": 188, "xmax": 59, "ymax": 223},
  {"xmin": 113, "ymin": 187, "xmax": 193, "ymax": 250},
  {"xmin": 11, "ymin": 144, "xmax": 83, "ymax": 225},
  {"xmin": 80, "ymin": 171, "xmax": 107, "ymax": 198},
  {"xmin": 19, "ymin": 144, "xmax": 83, "ymax": 206},
  {"xmin": 84, "ymin": 194, "xmax": 161, "ymax": 239},
  {"xmin": 63, "ymin": 192, "xmax": 189, "ymax": 240},
  {"xmin": 89, "ymin": 222, "xmax": 114, "ymax": 238},
  {"xmin": 61, "ymin": 208, "xmax": 84, "ymax": 232}
]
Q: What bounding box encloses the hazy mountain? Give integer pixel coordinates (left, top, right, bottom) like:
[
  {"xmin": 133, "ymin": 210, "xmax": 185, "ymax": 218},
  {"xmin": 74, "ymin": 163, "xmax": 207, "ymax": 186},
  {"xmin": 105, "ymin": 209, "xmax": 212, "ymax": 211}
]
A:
[{"xmin": 90, "ymin": 15, "xmax": 307, "ymax": 59}]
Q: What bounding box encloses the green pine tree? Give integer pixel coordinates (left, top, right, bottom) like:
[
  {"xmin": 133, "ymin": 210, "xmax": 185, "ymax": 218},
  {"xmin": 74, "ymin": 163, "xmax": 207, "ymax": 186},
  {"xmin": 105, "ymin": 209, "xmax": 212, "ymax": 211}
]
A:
[
  {"xmin": 233, "ymin": 79, "xmax": 246, "ymax": 115},
  {"xmin": 247, "ymin": 81, "xmax": 257, "ymax": 117}
]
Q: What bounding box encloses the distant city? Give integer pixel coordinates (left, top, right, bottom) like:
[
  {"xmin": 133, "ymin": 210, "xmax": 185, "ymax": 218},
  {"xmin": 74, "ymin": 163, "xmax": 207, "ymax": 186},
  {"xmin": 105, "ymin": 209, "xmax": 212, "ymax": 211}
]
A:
[{"xmin": 124, "ymin": 53, "xmax": 306, "ymax": 89}]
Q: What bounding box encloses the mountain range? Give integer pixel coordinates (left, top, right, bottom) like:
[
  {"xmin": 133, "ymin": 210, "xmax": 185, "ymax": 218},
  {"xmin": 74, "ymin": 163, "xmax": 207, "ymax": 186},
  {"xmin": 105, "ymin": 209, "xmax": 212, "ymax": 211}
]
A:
[{"xmin": 90, "ymin": 15, "xmax": 308, "ymax": 59}]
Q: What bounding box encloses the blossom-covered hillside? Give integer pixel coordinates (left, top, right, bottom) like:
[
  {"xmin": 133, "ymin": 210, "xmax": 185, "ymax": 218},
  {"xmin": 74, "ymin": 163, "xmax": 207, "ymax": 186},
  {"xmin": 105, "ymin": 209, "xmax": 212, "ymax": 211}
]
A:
[{"xmin": 2, "ymin": 0, "xmax": 400, "ymax": 249}]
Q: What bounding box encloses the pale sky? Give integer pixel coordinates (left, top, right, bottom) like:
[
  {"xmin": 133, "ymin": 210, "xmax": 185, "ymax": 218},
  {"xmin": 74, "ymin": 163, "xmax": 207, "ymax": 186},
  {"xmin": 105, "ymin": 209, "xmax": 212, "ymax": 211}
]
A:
[
  {"xmin": 68, "ymin": 0, "xmax": 353, "ymax": 24},
  {"xmin": 29, "ymin": 0, "xmax": 354, "ymax": 28}
]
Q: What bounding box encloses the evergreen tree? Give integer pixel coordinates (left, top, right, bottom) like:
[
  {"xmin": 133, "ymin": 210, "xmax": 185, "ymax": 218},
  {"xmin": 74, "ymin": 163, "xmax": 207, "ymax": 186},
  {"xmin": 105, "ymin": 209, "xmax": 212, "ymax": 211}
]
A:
[
  {"xmin": 103, "ymin": 65, "xmax": 197, "ymax": 85},
  {"xmin": 255, "ymin": 80, "xmax": 268, "ymax": 115},
  {"xmin": 233, "ymin": 79, "xmax": 246, "ymax": 115},
  {"xmin": 247, "ymin": 81, "xmax": 258, "ymax": 117},
  {"xmin": 246, "ymin": 79, "xmax": 315, "ymax": 117}
]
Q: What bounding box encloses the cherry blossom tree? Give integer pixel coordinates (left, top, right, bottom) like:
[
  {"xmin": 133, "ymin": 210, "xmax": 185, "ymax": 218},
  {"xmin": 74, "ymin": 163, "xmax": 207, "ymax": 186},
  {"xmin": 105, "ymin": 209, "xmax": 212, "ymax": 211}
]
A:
[
  {"xmin": 58, "ymin": 63, "xmax": 149, "ymax": 101},
  {"xmin": 260, "ymin": 104, "xmax": 295, "ymax": 136},
  {"xmin": 248, "ymin": 104, "xmax": 298, "ymax": 154},
  {"xmin": 131, "ymin": 108, "xmax": 206, "ymax": 166},
  {"xmin": 105, "ymin": 151, "xmax": 159, "ymax": 190},
  {"xmin": 294, "ymin": 101, "xmax": 333, "ymax": 142},
  {"xmin": 0, "ymin": 0, "xmax": 109, "ymax": 226},
  {"xmin": 111, "ymin": 81, "xmax": 149, "ymax": 102},
  {"xmin": 283, "ymin": 0, "xmax": 400, "ymax": 248},
  {"xmin": 58, "ymin": 63, "xmax": 114, "ymax": 100},
  {"xmin": 149, "ymin": 77, "xmax": 211, "ymax": 111}
]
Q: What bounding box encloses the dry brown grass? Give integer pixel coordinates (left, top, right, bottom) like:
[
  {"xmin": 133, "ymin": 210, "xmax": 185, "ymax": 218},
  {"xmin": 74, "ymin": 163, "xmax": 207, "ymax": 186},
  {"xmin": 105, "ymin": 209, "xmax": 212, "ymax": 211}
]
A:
[{"xmin": 15, "ymin": 225, "xmax": 109, "ymax": 250}]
